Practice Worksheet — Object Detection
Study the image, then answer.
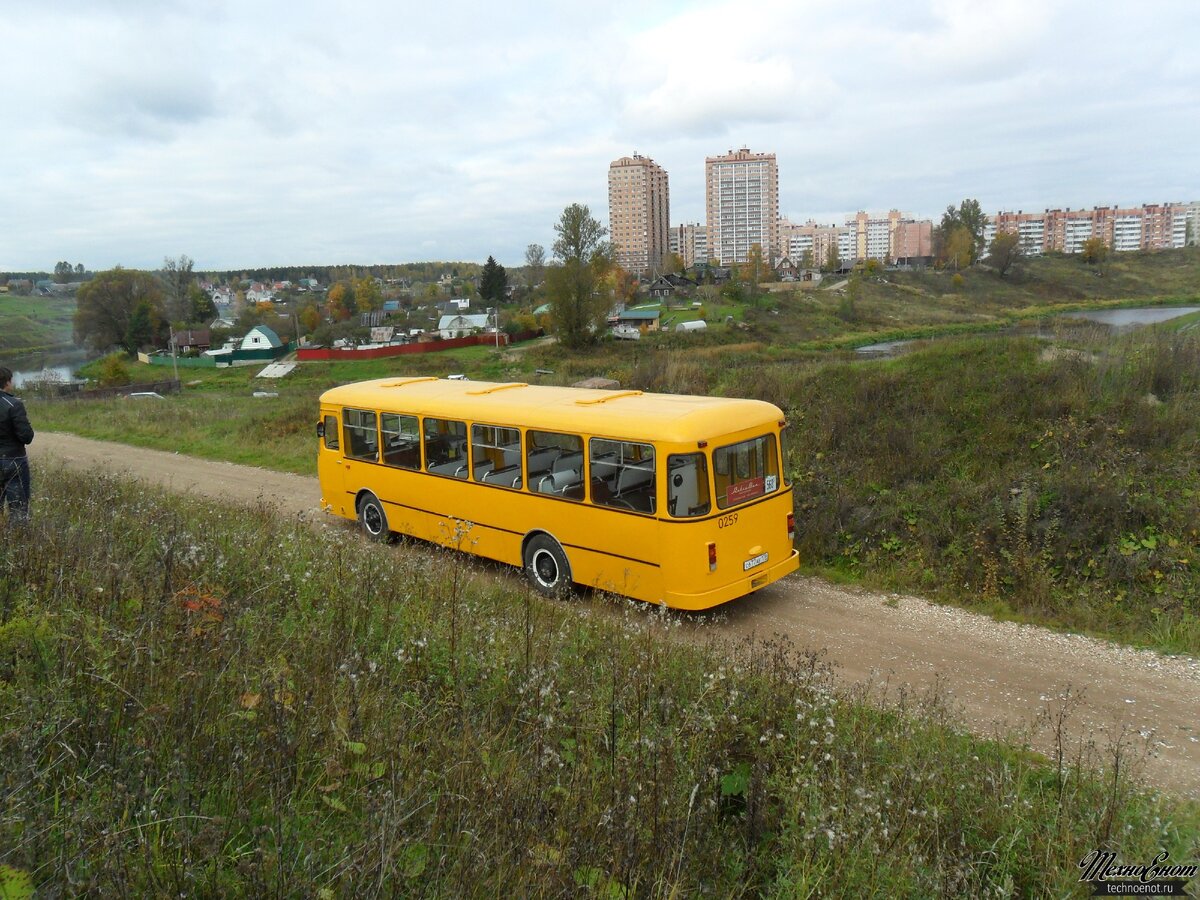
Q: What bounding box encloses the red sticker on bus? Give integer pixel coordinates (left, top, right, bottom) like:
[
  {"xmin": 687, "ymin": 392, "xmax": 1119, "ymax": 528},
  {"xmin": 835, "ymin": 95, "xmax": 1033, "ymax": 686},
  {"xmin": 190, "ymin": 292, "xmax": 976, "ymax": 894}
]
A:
[{"xmin": 726, "ymin": 477, "xmax": 764, "ymax": 505}]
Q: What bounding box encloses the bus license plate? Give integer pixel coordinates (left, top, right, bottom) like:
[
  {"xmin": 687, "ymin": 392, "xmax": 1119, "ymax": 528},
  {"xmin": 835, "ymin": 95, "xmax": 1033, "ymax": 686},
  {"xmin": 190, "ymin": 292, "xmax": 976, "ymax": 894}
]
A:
[{"xmin": 743, "ymin": 552, "xmax": 769, "ymax": 572}]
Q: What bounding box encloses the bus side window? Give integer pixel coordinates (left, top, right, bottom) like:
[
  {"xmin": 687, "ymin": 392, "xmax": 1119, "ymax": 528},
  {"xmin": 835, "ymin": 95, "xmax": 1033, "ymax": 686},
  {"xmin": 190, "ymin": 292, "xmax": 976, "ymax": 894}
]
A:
[
  {"xmin": 472, "ymin": 424, "xmax": 522, "ymax": 489},
  {"xmin": 381, "ymin": 413, "xmax": 421, "ymax": 470},
  {"xmin": 343, "ymin": 408, "xmax": 378, "ymax": 461},
  {"xmin": 667, "ymin": 453, "xmax": 711, "ymax": 517},
  {"xmin": 323, "ymin": 414, "xmax": 340, "ymax": 451},
  {"xmin": 527, "ymin": 430, "xmax": 583, "ymax": 501},
  {"xmin": 590, "ymin": 439, "xmax": 656, "ymax": 514},
  {"xmin": 424, "ymin": 417, "xmax": 468, "ymax": 479}
]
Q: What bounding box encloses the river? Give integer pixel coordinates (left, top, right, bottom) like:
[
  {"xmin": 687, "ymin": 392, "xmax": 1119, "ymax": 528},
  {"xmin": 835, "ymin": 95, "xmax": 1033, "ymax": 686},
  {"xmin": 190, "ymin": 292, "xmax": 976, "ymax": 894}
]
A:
[{"xmin": 8, "ymin": 351, "xmax": 91, "ymax": 388}]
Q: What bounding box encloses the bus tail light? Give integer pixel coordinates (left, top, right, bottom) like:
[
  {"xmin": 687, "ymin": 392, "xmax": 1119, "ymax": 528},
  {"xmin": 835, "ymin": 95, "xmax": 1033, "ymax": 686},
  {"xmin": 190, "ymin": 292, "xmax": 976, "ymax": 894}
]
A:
[
  {"xmin": 707, "ymin": 542, "xmax": 717, "ymax": 572},
  {"xmin": 786, "ymin": 512, "xmax": 795, "ymax": 542}
]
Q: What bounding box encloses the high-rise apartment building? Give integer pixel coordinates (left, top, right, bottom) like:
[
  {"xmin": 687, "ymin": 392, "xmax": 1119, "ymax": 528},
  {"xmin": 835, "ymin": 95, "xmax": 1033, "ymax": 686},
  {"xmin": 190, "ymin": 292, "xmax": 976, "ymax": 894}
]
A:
[
  {"xmin": 607, "ymin": 154, "xmax": 670, "ymax": 276},
  {"xmin": 705, "ymin": 148, "xmax": 779, "ymax": 265}
]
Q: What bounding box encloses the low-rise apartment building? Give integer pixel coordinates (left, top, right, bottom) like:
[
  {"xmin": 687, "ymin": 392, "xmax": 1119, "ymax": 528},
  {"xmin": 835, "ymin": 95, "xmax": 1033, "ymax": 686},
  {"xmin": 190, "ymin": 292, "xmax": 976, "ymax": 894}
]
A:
[{"xmin": 990, "ymin": 202, "xmax": 1196, "ymax": 255}]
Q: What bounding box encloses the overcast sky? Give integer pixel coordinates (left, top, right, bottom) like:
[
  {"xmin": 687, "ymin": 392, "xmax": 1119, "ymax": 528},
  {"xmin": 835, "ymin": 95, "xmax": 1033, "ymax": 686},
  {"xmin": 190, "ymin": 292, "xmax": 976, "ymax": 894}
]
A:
[{"xmin": 3, "ymin": 0, "xmax": 1197, "ymax": 271}]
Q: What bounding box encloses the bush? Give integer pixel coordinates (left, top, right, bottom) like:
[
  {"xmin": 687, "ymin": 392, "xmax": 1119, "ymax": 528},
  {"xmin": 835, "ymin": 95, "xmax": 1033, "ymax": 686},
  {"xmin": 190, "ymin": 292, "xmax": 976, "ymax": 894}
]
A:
[{"xmin": 96, "ymin": 352, "xmax": 132, "ymax": 386}]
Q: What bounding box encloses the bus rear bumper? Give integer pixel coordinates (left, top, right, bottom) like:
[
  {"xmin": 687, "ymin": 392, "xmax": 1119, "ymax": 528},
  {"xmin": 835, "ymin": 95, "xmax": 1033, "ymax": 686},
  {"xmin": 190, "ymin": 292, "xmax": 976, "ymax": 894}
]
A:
[{"xmin": 663, "ymin": 549, "xmax": 800, "ymax": 611}]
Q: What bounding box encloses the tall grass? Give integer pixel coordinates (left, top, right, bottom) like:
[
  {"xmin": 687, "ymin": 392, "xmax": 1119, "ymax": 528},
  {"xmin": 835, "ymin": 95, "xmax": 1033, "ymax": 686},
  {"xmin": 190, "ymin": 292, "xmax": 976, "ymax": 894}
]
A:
[
  {"xmin": 724, "ymin": 329, "xmax": 1200, "ymax": 653},
  {"xmin": 0, "ymin": 469, "xmax": 1195, "ymax": 895}
]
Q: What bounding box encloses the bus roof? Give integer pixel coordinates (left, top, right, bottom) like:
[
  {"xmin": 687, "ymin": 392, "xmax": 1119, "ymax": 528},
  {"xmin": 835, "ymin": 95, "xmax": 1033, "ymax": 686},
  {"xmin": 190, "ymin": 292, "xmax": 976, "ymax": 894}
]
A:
[{"xmin": 319, "ymin": 377, "xmax": 783, "ymax": 444}]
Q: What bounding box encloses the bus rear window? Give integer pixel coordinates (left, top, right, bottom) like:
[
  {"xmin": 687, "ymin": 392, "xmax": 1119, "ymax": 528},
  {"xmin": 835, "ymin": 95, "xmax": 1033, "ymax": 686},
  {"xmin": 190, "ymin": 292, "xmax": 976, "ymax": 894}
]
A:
[{"xmin": 713, "ymin": 434, "xmax": 779, "ymax": 509}]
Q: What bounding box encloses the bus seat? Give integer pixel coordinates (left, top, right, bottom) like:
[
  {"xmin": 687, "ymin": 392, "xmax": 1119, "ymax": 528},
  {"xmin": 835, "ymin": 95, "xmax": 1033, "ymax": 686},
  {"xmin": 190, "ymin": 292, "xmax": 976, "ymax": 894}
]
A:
[
  {"xmin": 616, "ymin": 463, "xmax": 653, "ymax": 495},
  {"xmin": 484, "ymin": 464, "xmax": 520, "ymax": 487},
  {"xmin": 528, "ymin": 447, "xmax": 560, "ymax": 475},
  {"xmin": 553, "ymin": 452, "xmax": 583, "ymax": 473},
  {"xmin": 429, "ymin": 461, "xmax": 462, "ymax": 477},
  {"xmin": 473, "ymin": 460, "xmax": 495, "ymax": 479}
]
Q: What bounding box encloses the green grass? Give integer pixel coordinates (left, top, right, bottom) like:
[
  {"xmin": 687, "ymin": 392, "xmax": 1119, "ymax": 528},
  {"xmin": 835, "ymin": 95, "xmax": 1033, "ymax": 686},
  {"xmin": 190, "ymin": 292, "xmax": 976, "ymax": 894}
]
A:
[
  {"xmin": 0, "ymin": 295, "xmax": 77, "ymax": 353},
  {"xmin": 34, "ymin": 322, "xmax": 1200, "ymax": 653},
  {"xmin": 2, "ymin": 469, "xmax": 1194, "ymax": 895}
]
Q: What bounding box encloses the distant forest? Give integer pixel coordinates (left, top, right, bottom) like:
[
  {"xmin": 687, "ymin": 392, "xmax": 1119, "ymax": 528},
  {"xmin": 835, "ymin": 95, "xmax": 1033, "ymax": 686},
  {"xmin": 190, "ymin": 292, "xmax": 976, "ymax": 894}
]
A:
[{"xmin": 1, "ymin": 261, "xmax": 491, "ymax": 284}]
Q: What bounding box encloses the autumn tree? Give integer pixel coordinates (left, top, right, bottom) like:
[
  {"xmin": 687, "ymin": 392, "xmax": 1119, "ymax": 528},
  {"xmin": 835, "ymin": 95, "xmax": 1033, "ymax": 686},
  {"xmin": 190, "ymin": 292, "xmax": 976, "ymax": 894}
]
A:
[
  {"xmin": 799, "ymin": 248, "xmax": 814, "ymax": 270},
  {"xmin": 546, "ymin": 203, "xmax": 613, "ymax": 349},
  {"xmin": 74, "ymin": 268, "xmax": 169, "ymax": 354},
  {"xmin": 739, "ymin": 243, "xmax": 768, "ymax": 298},
  {"xmin": 605, "ymin": 264, "xmax": 638, "ymax": 306},
  {"xmin": 1080, "ymin": 237, "xmax": 1109, "ymax": 273},
  {"xmin": 942, "ymin": 226, "xmax": 975, "ymax": 271},
  {"xmin": 479, "ymin": 255, "xmax": 508, "ymax": 303},
  {"xmin": 298, "ymin": 303, "xmax": 322, "ymax": 333},
  {"xmin": 937, "ymin": 199, "xmax": 988, "ymax": 266},
  {"xmin": 661, "ymin": 251, "xmax": 685, "ymax": 275},
  {"xmin": 986, "ymin": 231, "xmax": 1023, "ymax": 277},
  {"xmin": 353, "ymin": 275, "xmax": 382, "ymax": 312},
  {"xmin": 327, "ymin": 281, "xmax": 356, "ymax": 321}
]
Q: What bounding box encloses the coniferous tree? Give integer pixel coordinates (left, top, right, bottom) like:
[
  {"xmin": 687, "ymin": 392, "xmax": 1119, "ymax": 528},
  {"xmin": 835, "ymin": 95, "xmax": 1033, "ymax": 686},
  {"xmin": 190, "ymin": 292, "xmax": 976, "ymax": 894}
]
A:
[{"xmin": 479, "ymin": 255, "xmax": 508, "ymax": 302}]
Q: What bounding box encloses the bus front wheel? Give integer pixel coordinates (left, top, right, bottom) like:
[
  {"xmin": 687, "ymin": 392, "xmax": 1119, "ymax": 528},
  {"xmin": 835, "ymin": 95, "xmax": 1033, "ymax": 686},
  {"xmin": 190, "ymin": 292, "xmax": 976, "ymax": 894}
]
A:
[
  {"xmin": 357, "ymin": 493, "xmax": 391, "ymax": 541},
  {"xmin": 524, "ymin": 534, "xmax": 571, "ymax": 596}
]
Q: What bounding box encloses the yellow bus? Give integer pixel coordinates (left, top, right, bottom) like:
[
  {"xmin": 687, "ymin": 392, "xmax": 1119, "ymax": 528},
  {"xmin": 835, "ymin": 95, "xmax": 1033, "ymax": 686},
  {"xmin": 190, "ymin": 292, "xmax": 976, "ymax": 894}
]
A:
[{"xmin": 316, "ymin": 377, "xmax": 799, "ymax": 610}]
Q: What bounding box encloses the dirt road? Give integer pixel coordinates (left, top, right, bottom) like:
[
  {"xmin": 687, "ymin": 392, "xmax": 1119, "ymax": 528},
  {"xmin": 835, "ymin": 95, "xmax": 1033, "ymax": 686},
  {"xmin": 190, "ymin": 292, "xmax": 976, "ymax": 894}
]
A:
[{"xmin": 35, "ymin": 432, "xmax": 1200, "ymax": 798}]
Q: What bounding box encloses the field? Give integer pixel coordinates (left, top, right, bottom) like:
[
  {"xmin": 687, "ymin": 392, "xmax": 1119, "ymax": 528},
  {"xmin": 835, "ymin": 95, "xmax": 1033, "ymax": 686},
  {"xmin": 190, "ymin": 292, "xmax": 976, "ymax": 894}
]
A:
[
  {"xmin": 0, "ymin": 294, "xmax": 77, "ymax": 355},
  {"xmin": 1, "ymin": 470, "xmax": 1194, "ymax": 895}
]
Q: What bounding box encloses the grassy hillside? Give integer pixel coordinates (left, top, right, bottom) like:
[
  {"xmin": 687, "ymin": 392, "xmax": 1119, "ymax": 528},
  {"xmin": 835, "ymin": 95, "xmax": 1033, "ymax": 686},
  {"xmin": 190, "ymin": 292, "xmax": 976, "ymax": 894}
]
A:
[
  {"xmin": 0, "ymin": 295, "xmax": 77, "ymax": 354},
  {"xmin": 1, "ymin": 470, "xmax": 1192, "ymax": 895},
  {"xmin": 32, "ymin": 322, "xmax": 1200, "ymax": 653}
]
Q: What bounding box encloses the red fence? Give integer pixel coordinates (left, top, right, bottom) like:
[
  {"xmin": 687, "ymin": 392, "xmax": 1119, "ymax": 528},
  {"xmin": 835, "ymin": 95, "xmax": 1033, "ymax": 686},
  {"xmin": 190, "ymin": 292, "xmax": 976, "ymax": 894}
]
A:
[{"xmin": 297, "ymin": 331, "xmax": 539, "ymax": 362}]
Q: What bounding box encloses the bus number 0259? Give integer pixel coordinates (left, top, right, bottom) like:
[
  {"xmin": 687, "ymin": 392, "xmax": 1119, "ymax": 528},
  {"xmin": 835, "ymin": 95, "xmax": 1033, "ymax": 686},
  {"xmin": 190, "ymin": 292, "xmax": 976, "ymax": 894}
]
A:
[{"xmin": 717, "ymin": 513, "xmax": 739, "ymax": 529}]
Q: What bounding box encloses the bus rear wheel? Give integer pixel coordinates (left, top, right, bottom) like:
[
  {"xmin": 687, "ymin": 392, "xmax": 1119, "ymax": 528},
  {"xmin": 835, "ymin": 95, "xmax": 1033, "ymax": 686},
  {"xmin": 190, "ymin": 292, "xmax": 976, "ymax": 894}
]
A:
[
  {"xmin": 524, "ymin": 534, "xmax": 571, "ymax": 597},
  {"xmin": 357, "ymin": 493, "xmax": 391, "ymax": 541}
]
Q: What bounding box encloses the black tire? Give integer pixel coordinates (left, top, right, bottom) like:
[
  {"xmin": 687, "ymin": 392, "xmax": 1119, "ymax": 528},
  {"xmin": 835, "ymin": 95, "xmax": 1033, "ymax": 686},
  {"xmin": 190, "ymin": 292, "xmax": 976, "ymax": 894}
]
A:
[
  {"xmin": 523, "ymin": 534, "xmax": 571, "ymax": 596},
  {"xmin": 357, "ymin": 493, "xmax": 391, "ymax": 541}
]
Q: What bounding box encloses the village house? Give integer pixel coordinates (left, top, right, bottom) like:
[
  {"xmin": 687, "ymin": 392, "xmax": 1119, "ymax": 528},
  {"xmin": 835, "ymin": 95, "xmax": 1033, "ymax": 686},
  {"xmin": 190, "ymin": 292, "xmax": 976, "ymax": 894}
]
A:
[{"xmin": 437, "ymin": 313, "xmax": 491, "ymax": 339}]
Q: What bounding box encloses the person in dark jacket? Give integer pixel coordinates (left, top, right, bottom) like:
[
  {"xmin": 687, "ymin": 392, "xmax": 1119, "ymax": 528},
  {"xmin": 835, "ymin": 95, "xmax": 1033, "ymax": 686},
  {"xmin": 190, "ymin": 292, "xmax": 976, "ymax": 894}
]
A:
[{"xmin": 0, "ymin": 366, "xmax": 34, "ymax": 523}]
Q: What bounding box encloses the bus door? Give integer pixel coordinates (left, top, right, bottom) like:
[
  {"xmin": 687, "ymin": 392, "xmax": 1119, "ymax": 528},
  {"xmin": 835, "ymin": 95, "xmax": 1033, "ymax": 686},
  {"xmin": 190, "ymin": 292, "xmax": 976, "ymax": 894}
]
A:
[{"xmin": 318, "ymin": 409, "xmax": 348, "ymax": 515}]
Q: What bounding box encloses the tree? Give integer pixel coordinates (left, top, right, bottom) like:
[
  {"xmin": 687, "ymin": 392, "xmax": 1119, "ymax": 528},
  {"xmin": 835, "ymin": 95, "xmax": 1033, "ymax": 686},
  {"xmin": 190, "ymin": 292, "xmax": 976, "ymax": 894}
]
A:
[
  {"xmin": 327, "ymin": 282, "xmax": 356, "ymax": 321},
  {"xmin": 54, "ymin": 261, "xmax": 73, "ymax": 283},
  {"xmin": 937, "ymin": 199, "xmax": 988, "ymax": 266},
  {"xmin": 799, "ymin": 248, "xmax": 814, "ymax": 270},
  {"xmin": 189, "ymin": 284, "xmax": 217, "ymax": 322},
  {"xmin": 479, "ymin": 255, "xmax": 508, "ymax": 303},
  {"xmin": 524, "ymin": 243, "xmax": 545, "ymax": 287},
  {"xmin": 605, "ymin": 264, "xmax": 638, "ymax": 306},
  {"xmin": 546, "ymin": 203, "xmax": 613, "ymax": 349},
  {"xmin": 987, "ymin": 231, "xmax": 1023, "ymax": 277},
  {"xmin": 822, "ymin": 243, "xmax": 841, "ymax": 274},
  {"xmin": 1080, "ymin": 237, "xmax": 1109, "ymax": 273},
  {"xmin": 740, "ymin": 243, "xmax": 767, "ymax": 297},
  {"xmin": 160, "ymin": 255, "xmax": 196, "ymax": 323},
  {"xmin": 74, "ymin": 263, "xmax": 85, "ymax": 278},
  {"xmin": 353, "ymin": 276, "xmax": 382, "ymax": 312},
  {"xmin": 943, "ymin": 226, "xmax": 975, "ymax": 271},
  {"xmin": 74, "ymin": 268, "xmax": 168, "ymax": 354},
  {"xmin": 661, "ymin": 251, "xmax": 685, "ymax": 275},
  {"xmin": 298, "ymin": 303, "xmax": 322, "ymax": 333}
]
